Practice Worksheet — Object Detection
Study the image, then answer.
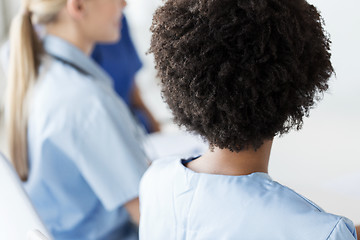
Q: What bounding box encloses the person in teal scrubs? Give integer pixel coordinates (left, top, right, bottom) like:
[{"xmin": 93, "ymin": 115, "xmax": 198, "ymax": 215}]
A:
[
  {"xmin": 6, "ymin": 0, "xmax": 147, "ymax": 239},
  {"xmin": 139, "ymin": 0, "xmax": 359, "ymax": 239}
]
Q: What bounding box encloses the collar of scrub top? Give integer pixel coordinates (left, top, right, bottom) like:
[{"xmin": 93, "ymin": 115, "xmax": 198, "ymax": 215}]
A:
[{"xmin": 43, "ymin": 35, "xmax": 113, "ymax": 87}]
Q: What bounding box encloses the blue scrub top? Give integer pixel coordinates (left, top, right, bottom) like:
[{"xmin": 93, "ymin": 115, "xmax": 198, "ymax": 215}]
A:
[
  {"xmin": 91, "ymin": 17, "xmax": 154, "ymax": 133},
  {"xmin": 25, "ymin": 35, "xmax": 148, "ymax": 240},
  {"xmin": 140, "ymin": 157, "xmax": 357, "ymax": 240},
  {"xmin": 91, "ymin": 16, "xmax": 142, "ymax": 106}
]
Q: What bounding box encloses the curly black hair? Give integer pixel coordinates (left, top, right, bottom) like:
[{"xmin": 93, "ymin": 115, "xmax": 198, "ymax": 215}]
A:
[{"xmin": 150, "ymin": 0, "xmax": 333, "ymax": 151}]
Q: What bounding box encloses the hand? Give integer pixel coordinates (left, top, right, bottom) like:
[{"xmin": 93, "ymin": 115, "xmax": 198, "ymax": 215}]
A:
[
  {"xmin": 124, "ymin": 197, "xmax": 140, "ymax": 225},
  {"xmin": 148, "ymin": 113, "xmax": 161, "ymax": 133}
]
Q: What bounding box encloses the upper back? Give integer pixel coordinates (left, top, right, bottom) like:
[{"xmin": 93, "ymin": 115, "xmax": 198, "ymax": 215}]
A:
[{"xmin": 139, "ymin": 158, "xmax": 357, "ymax": 240}]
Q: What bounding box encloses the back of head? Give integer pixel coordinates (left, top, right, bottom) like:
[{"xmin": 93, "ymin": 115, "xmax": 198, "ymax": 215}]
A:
[
  {"xmin": 6, "ymin": 0, "xmax": 66, "ymax": 181},
  {"xmin": 150, "ymin": 0, "xmax": 333, "ymax": 152}
]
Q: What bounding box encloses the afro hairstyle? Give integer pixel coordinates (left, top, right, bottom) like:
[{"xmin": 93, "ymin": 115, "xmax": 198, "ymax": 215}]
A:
[{"xmin": 150, "ymin": 0, "xmax": 334, "ymax": 151}]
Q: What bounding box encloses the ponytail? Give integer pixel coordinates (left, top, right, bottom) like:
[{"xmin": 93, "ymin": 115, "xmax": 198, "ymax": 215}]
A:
[{"xmin": 6, "ymin": 8, "xmax": 43, "ymax": 181}]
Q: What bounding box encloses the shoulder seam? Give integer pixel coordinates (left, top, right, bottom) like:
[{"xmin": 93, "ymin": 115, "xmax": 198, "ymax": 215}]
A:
[
  {"xmin": 326, "ymin": 217, "xmax": 342, "ymax": 240},
  {"xmin": 275, "ymin": 182, "xmax": 323, "ymax": 212}
]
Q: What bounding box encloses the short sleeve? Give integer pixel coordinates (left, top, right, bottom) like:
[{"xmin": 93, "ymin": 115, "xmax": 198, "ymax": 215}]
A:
[
  {"xmin": 327, "ymin": 217, "xmax": 357, "ymax": 240},
  {"xmin": 48, "ymin": 93, "xmax": 149, "ymax": 211},
  {"xmin": 76, "ymin": 95, "xmax": 148, "ymax": 210}
]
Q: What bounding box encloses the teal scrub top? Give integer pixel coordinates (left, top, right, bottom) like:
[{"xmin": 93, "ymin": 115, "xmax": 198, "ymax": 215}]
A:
[
  {"xmin": 25, "ymin": 35, "xmax": 148, "ymax": 239},
  {"xmin": 139, "ymin": 157, "xmax": 357, "ymax": 240}
]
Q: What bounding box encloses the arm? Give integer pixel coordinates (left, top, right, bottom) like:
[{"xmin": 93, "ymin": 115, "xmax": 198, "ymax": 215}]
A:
[
  {"xmin": 130, "ymin": 82, "xmax": 161, "ymax": 133},
  {"xmin": 124, "ymin": 197, "xmax": 140, "ymax": 226},
  {"xmin": 356, "ymin": 225, "xmax": 360, "ymax": 240},
  {"xmin": 68, "ymin": 95, "xmax": 148, "ymax": 212}
]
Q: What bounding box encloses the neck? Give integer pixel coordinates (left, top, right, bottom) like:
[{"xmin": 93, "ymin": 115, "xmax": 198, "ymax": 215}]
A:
[
  {"xmin": 46, "ymin": 26, "xmax": 94, "ymax": 55},
  {"xmin": 45, "ymin": 10, "xmax": 94, "ymax": 55},
  {"xmin": 186, "ymin": 140, "xmax": 272, "ymax": 176}
]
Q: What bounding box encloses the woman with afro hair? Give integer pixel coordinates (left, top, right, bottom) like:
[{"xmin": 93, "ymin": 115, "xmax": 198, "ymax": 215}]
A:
[{"xmin": 139, "ymin": 0, "xmax": 358, "ymax": 239}]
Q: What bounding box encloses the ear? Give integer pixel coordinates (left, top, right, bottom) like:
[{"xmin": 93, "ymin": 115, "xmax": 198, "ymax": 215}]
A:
[{"xmin": 66, "ymin": 0, "xmax": 86, "ymax": 19}]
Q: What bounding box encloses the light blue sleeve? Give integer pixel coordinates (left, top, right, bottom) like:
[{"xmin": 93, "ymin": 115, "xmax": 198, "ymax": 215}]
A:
[
  {"xmin": 74, "ymin": 95, "xmax": 148, "ymax": 210},
  {"xmin": 46, "ymin": 93, "xmax": 148, "ymax": 211},
  {"xmin": 327, "ymin": 218, "xmax": 357, "ymax": 240}
]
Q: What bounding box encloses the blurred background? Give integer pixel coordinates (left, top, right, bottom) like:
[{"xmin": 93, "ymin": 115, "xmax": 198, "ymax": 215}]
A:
[{"xmin": 0, "ymin": 0, "xmax": 359, "ymax": 224}]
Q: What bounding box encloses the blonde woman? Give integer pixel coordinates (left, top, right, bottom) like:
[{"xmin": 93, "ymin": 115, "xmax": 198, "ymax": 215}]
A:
[{"xmin": 6, "ymin": 0, "xmax": 147, "ymax": 239}]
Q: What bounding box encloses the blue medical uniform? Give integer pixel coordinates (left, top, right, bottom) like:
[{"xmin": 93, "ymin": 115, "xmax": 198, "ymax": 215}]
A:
[
  {"xmin": 91, "ymin": 17, "xmax": 151, "ymax": 132},
  {"xmin": 139, "ymin": 157, "xmax": 357, "ymax": 240},
  {"xmin": 25, "ymin": 35, "xmax": 148, "ymax": 240},
  {"xmin": 92, "ymin": 17, "xmax": 141, "ymax": 106}
]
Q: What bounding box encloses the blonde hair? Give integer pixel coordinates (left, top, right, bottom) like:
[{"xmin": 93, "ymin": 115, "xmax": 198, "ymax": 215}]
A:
[{"xmin": 6, "ymin": 0, "xmax": 66, "ymax": 181}]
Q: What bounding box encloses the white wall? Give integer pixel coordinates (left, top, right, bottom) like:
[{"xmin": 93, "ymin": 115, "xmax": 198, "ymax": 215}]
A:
[
  {"xmin": 3, "ymin": 0, "xmax": 20, "ymax": 29},
  {"xmin": 0, "ymin": 1, "xmax": 5, "ymax": 42},
  {"xmin": 0, "ymin": 0, "xmax": 20, "ymax": 111},
  {"xmin": 0, "ymin": 0, "xmax": 5, "ymax": 114},
  {"xmin": 0, "ymin": 0, "xmax": 20, "ymax": 42}
]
